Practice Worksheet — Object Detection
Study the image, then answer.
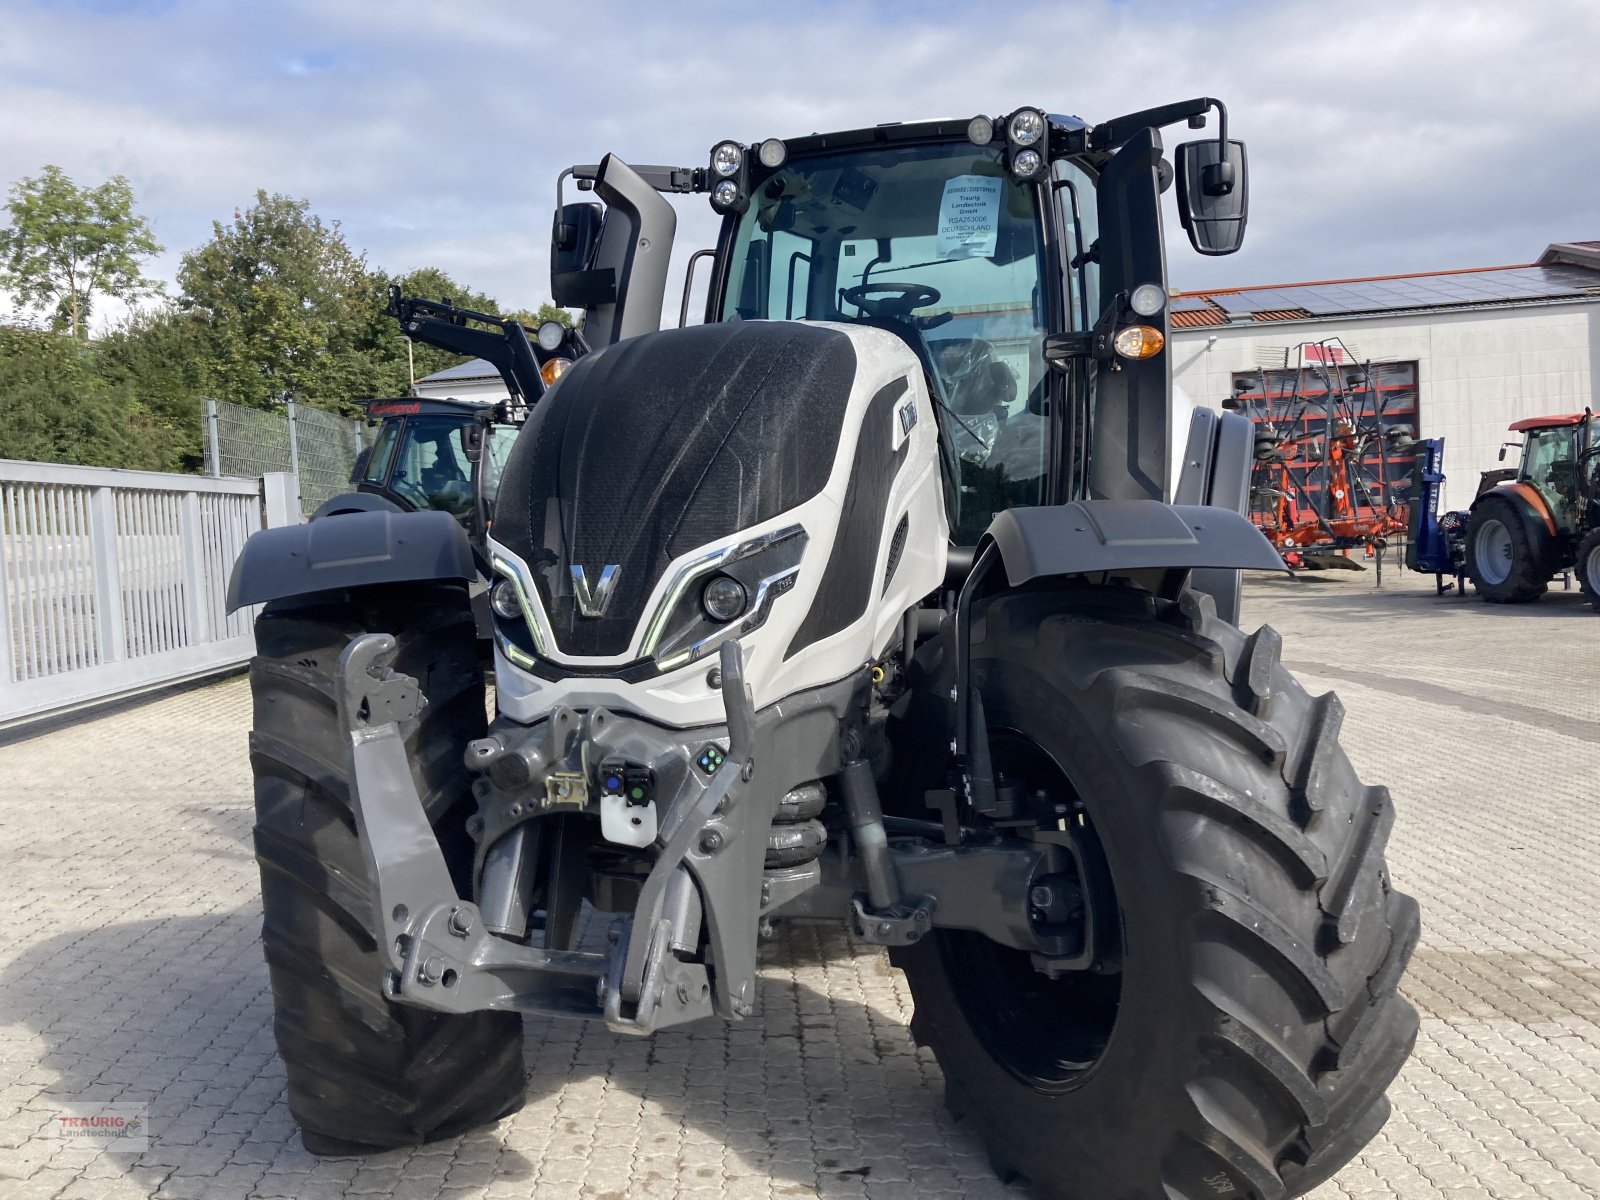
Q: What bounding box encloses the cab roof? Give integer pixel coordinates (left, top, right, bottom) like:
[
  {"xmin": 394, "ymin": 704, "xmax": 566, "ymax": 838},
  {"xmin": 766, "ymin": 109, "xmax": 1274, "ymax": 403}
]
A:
[
  {"xmin": 1508, "ymin": 413, "xmax": 1591, "ymax": 432},
  {"xmin": 363, "ymin": 397, "xmax": 495, "ymax": 420},
  {"xmin": 780, "ymin": 112, "xmax": 1087, "ymax": 158}
]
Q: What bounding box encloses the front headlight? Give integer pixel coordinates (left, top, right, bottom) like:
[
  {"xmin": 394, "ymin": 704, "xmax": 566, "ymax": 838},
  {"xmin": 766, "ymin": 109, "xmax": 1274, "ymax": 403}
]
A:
[
  {"xmin": 1010, "ymin": 149, "xmax": 1043, "ymax": 180},
  {"xmin": 701, "ymin": 576, "xmax": 747, "ymax": 622},
  {"xmin": 711, "ymin": 142, "xmax": 742, "ymax": 177},
  {"xmin": 490, "ymin": 577, "xmax": 522, "ymax": 620},
  {"xmin": 1008, "ymin": 108, "xmax": 1046, "ymax": 147}
]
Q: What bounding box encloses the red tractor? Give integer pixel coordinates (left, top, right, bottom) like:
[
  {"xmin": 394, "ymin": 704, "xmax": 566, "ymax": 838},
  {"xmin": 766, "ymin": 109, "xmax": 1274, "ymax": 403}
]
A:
[{"xmin": 1463, "ymin": 411, "xmax": 1600, "ymax": 610}]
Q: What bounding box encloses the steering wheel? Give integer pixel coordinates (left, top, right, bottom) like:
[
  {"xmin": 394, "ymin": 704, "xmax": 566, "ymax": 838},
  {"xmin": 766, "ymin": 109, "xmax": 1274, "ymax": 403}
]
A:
[{"xmin": 840, "ymin": 282, "xmax": 942, "ymax": 319}]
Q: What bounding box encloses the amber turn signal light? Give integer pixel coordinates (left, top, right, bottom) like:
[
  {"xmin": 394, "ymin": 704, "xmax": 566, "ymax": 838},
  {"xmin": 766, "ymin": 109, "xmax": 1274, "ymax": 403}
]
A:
[{"xmin": 1112, "ymin": 325, "xmax": 1165, "ymax": 360}]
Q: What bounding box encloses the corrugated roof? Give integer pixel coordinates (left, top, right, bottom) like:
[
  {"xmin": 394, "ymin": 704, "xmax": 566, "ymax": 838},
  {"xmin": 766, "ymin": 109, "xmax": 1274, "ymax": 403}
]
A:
[{"xmin": 1175, "ymin": 243, "xmax": 1600, "ymax": 324}]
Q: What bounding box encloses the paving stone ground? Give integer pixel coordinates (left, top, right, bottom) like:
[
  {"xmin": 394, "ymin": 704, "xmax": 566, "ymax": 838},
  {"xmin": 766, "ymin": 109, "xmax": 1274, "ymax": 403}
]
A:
[{"xmin": 0, "ymin": 568, "xmax": 1596, "ymax": 1199}]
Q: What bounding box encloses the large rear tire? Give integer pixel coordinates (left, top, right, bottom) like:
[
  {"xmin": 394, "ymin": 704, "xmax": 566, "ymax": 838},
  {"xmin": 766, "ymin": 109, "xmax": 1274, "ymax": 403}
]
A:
[
  {"xmin": 1576, "ymin": 529, "xmax": 1600, "ymax": 614},
  {"xmin": 1465, "ymin": 498, "xmax": 1548, "ymax": 603},
  {"xmin": 894, "ymin": 586, "xmax": 1419, "ymax": 1200},
  {"xmin": 249, "ymin": 584, "xmax": 524, "ymax": 1153}
]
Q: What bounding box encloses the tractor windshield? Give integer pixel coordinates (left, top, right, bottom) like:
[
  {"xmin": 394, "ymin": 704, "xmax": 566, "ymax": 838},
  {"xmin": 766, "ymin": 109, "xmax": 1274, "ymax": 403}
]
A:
[
  {"xmin": 717, "ymin": 139, "xmax": 1054, "ymax": 542},
  {"xmin": 1519, "ymin": 423, "xmax": 1584, "ymax": 533}
]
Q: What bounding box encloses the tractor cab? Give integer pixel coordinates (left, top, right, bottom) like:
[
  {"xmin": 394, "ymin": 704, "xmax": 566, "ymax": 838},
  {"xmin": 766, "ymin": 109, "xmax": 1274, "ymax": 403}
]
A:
[
  {"xmin": 1504, "ymin": 413, "xmax": 1598, "ymax": 535},
  {"xmin": 708, "ymin": 134, "xmax": 1057, "ymax": 544},
  {"xmin": 543, "ymin": 101, "xmax": 1251, "ymax": 545},
  {"xmin": 354, "ymin": 396, "xmax": 521, "ymax": 548},
  {"xmin": 1459, "ymin": 410, "xmax": 1599, "ymax": 604}
]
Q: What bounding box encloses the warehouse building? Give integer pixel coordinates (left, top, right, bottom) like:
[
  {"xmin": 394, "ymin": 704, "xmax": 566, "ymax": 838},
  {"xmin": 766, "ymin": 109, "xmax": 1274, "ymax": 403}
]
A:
[{"xmin": 1170, "ymin": 241, "xmax": 1600, "ymax": 511}]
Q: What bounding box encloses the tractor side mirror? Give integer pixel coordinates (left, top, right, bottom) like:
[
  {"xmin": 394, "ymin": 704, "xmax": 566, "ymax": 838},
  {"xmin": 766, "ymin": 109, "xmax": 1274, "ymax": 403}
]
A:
[
  {"xmin": 1498, "ymin": 445, "xmax": 1508, "ymax": 462},
  {"xmin": 1176, "ymin": 139, "xmax": 1248, "ymax": 256},
  {"xmin": 550, "ymin": 202, "xmax": 606, "ymax": 307},
  {"xmin": 461, "ymin": 422, "xmax": 484, "ymax": 464}
]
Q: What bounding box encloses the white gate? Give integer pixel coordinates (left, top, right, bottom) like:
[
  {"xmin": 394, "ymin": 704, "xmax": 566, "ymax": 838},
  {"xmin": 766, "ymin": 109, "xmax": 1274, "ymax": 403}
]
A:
[{"xmin": 0, "ymin": 461, "xmax": 298, "ymax": 726}]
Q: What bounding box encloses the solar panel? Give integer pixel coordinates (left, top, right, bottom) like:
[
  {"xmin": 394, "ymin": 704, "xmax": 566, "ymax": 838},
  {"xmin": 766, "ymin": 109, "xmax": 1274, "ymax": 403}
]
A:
[
  {"xmin": 1213, "ymin": 293, "xmax": 1268, "ymax": 315},
  {"xmin": 1182, "ymin": 260, "xmax": 1600, "ymax": 319}
]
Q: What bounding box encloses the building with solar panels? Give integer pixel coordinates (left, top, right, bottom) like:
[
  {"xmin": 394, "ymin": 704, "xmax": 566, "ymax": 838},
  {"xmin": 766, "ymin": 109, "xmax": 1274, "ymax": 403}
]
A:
[{"xmin": 1170, "ymin": 241, "xmax": 1600, "ymax": 512}]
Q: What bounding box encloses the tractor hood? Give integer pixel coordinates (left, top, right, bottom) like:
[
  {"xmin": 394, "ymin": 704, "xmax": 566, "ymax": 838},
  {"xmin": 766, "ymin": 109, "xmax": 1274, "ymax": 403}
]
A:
[{"xmin": 491, "ymin": 321, "xmax": 859, "ymax": 659}]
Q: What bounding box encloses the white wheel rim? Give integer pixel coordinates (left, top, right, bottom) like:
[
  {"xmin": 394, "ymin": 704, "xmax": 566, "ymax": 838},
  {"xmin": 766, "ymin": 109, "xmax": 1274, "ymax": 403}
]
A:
[{"xmin": 1474, "ymin": 519, "xmax": 1513, "ymax": 586}]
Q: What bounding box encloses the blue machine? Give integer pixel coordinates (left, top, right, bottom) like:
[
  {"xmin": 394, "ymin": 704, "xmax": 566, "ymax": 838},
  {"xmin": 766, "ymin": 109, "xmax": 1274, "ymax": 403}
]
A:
[{"xmin": 1405, "ymin": 437, "xmax": 1468, "ymax": 593}]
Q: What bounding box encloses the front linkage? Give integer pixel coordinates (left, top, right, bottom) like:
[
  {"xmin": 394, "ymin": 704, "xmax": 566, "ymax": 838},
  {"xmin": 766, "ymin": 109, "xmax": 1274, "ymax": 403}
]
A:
[
  {"xmin": 337, "ymin": 634, "xmax": 748, "ymax": 1033},
  {"xmin": 338, "ymin": 634, "xmax": 1087, "ymax": 1036}
]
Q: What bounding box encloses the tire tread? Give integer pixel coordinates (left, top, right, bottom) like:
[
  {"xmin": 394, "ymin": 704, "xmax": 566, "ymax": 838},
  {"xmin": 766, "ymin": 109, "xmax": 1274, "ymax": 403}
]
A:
[{"xmin": 249, "ymin": 585, "xmax": 523, "ymax": 1152}]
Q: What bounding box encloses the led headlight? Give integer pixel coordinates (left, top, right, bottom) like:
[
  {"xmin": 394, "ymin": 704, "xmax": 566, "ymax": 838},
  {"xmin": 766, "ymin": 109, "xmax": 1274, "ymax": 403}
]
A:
[
  {"xmin": 757, "ymin": 138, "xmax": 787, "ymax": 168},
  {"xmin": 1129, "ymin": 283, "xmax": 1166, "ymax": 317},
  {"xmin": 536, "ymin": 320, "xmax": 565, "ymax": 352},
  {"xmin": 1008, "ymin": 108, "xmax": 1046, "ymax": 147},
  {"xmin": 701, "ymin": 575, "xmax": 747, "ymax": 622},
  {"xmin": 712, "ymin": 179, "xmax": 740, "ymax": 208},
  {"xmin": 490, "ymin": 578, "xmax": 522, "ymax": 620},
  {"xmin": 1011, "ymin": 149, "xmax": 1043, "ymax": 180},
  {"xmin": 711, "ymin": 142, "xmax": 742, "ymax": 178},
  {"xmin": 966, "ymin": 115, "xmax": 995, "ymax": 146}
]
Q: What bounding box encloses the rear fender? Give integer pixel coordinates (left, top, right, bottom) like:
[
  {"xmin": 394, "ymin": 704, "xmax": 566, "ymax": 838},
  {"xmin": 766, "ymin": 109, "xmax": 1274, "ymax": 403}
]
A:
[
  {"xmin": 1474, "ymin": 485, "xmax": 1557, "ymax": 558},
  {"xmin": 226, "ymin": 508, "xmax": 477, "ymax": 613},
  {"xmin": 1493, "ymin": 482, "xmax": 1558, "ymax": 537}
]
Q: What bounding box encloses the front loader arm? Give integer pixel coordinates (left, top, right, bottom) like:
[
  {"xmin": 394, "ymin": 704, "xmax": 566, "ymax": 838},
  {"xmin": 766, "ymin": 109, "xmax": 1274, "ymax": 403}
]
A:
[{"xmin": 386, "ymin": 288, "xmax": 547, "ymax": 404}]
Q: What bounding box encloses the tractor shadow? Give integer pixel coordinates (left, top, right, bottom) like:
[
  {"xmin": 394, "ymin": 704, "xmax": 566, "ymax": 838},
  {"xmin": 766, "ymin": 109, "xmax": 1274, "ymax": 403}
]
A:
[{"xmin": 0, "ymin": 911, "xmax": 1001, "ymax": 1198}]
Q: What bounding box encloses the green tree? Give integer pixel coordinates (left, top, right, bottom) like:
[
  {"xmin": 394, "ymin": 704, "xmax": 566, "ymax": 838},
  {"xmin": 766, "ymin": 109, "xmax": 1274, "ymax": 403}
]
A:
[
  {"xmin": 503, "ymin": 302, "xmax": 574, "ymax": 330},
  {"xmin": 178, "ymin": 192, "xmax": 375, "ymax": 410},
  {"xmin": 0, "ymin": 165, "xmax": 164, "ymax": 340},
  {"xmin": 0, "ymin": 327, "xmax": 162, "ymax": 468},
  {"xmin": 94, "ymin": 306, "xmax": 208, "ymax": 470}
]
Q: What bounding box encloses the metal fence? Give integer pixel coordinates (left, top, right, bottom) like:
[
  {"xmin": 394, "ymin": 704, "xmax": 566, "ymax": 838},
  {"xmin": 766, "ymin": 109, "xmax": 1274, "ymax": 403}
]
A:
[
  {"xmin": 203, "ymin": 398, "xmax": 365, "ymax": 516},
  {"xmin": 0, "ymin": 459, "xmax": 298, "ymax": 727}
]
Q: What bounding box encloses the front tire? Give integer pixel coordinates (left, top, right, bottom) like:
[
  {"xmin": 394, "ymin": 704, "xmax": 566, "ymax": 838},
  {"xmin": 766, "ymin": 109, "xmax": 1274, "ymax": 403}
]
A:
[
  {"xmin": 1576, "ymin": 529, "xmax": 1600, "ymax": 614},
  {"xmin": 894, "ymin": 586, "xmax": 1419, "ymax": 1200},
  {"xmin": 249, "ymin": 584, "xmax": 525, "ymax": 1153},
  {"xmin": 1465, "ymin": 499, "xmax": 1548, "ymax": 602}
]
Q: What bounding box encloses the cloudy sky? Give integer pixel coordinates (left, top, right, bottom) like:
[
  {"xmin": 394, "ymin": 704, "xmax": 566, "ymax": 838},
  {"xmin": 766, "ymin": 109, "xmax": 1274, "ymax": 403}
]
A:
[{"xmin": 3, "ymin": 0, "xmax": 1597, "ymax": 328}]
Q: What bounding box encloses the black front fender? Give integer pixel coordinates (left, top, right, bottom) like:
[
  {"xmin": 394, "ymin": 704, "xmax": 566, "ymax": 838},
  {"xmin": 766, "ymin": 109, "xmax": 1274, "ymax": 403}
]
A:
[
  {"xmin": 226, "ymin": 508, "xmax": 477, "ymax": 613},
  {"xmin": 980, "ymin": 500, "xmax": 1285, "ymax": 589},
  {"xmin": 949, "ymin": 501, "xmax": 1283, "ymax": 796}
]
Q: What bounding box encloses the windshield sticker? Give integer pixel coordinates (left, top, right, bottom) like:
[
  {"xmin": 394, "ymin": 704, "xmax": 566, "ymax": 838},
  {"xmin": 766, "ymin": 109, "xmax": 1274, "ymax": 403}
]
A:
[{"xmin": 936, "ymin": 175, "xmax": 1003, "ymax": 260}]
